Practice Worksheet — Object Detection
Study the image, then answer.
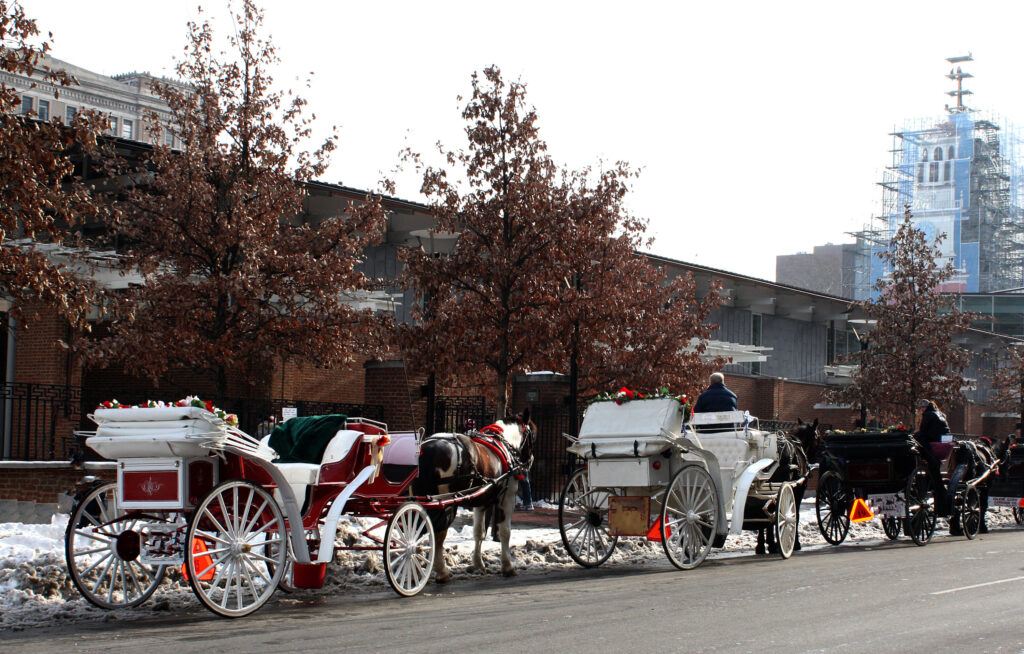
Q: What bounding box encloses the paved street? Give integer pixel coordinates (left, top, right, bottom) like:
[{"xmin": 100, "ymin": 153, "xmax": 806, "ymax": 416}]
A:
[{"xmin": 4, "ymin": 528, "xmax": 1024, "ymax": 654}]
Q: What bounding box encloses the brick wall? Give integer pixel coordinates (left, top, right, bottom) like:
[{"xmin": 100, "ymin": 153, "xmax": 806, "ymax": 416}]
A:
[
  {"xmin": 272, "ymin": 359, "xmax": 365, "ymax": 404},
  {"xmin": 364, "ymin": 361, "xmax": 427, "ymax": 431},
  {"xmin": 718, "ymin": 374, "xmax": 858, "ymax": 429},
  {"xmin": 0, "ymin": 464, "xmax": 114, "ymax": 503}
]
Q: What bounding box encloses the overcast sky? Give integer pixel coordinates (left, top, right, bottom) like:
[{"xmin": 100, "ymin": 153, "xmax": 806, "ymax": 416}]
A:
[{"xmin": 27, "ymin": 1, "xmax": 1024, "ymax": 280}]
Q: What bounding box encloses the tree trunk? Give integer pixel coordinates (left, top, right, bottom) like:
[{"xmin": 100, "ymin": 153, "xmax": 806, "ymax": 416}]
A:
[
  {"xmin": 569, "ymin": 319, "xmax": 580, "ymax": 437},
  {"xmin": 495, "ymin": 369, "xmax": 508, "ymax": 420}
]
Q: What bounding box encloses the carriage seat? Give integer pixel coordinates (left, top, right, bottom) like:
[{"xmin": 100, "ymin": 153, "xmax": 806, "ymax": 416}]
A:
[
  {"xmin": 688, "ymin": 411, "xmax": 772, "ymax": 474},
  {"xmin": 260, "ymin": 429, "xmax": 367, "ymax": 509},
  {"xmin": 381, "ymin": 431, "xmax": 418, "ymax": 484}
]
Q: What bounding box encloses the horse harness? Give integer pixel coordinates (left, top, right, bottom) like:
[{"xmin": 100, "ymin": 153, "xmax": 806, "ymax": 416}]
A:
[{"xmin": 423, "ymin": 422, "xmax": 532, "ymax": 491}]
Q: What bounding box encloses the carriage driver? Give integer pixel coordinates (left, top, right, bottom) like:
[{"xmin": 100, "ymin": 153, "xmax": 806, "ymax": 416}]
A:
[
  {"xmin": 694, "ymin": 372, "xmax": 739, "ymax": 413},
  {"xmin": 914, "ymin": 399, "xmax": 952, "ymax": 515}
]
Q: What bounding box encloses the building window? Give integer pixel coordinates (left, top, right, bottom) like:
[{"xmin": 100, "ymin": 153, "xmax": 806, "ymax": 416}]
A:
[
  {"xmin": 934, "ymin": 147, "xmax": 943, "ymax": 161},
  {"xmin": 827, "ymin": 321, "xmax": 836, "ymax": 365},
  {"xmin": 121, "ymin": 119, "xmax": 133, "ymax": 139},
  {"xmin": 917, "ymin": 164, "xmax": 924, "ymax": 184},
  {"xmin": 750, "ymin": 314, "xmax": 763, "ymax": 376},
  {"xmin": 921, "ymin": 149, "xmax": 929, "ymax": 162},
  {"xmin": 947, "ymin": 145, "xmax": 955, "ymax": 160},
  {"xmin": 929, "ymin": 161, "xmax": 939, "ymax": 183},
  {"xmin": 20, "ymin": 95, "xmax": 33, "ymax": 114},
  {"xmin": 65, "ymin": 105, "xmax": 77, "ymax": 123},
  {"xmin": 944, "ymin": 160, "xmax": 951, "ymax": 182},
  {"xmin": 37, "ymin": 99, "xmax": 49, "ymax": 121},
  {"xmin": 109, "ymin": 116, "xmax": 118, "ymax": 135},
  {"xmin": 163, "ymin": 128, "xmax": 173, "ymax": 147}
]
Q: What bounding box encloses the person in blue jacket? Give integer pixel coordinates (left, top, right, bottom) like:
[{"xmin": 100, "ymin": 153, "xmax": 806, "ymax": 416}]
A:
[{"xmin": 694, "ymin": 372, "xmax": 738, "ymax": 413}]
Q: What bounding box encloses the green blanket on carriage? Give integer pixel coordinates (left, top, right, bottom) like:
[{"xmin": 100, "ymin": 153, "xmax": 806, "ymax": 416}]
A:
[{"xmin": 268, "ymin": 414, "xmax": 348, "ymax": 464}]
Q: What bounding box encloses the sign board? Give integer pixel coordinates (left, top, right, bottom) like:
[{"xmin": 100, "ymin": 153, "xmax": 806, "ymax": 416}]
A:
[
  {"xmin": 282, "ymin": 406, "xmax": 298, "ymax": 422},
  {"xmin": 867, "ymin": 493, "xmax": 904, "ymax": 517}
]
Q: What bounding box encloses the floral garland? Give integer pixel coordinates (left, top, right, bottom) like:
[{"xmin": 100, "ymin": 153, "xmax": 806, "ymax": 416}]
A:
[
  {"xmin": 593, "ymin": 386, "xmax": 690, "ymax": 409},
  {"xmin": 96, "ymin": 396, "xmax": 239, "ymax": 427}
]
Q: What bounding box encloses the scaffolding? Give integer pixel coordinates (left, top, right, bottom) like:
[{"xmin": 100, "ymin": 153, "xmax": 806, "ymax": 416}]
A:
[{"xmin": 850, "ymin": 57, "xmax": 1024, "ymax": 299}]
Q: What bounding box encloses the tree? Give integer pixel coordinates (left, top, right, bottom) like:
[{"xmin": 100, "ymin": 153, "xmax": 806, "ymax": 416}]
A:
[
  {"xmin": 401, "ymin": 67, "xmax": 720, "ymax": 417},
  {"xmin": 400, "ymin": 68, "xmax": 574, "ymax": 416},
  {"xmin": 839, "ymin": 208, "xmax": 971, "ymax": 425},
  {"xmin": 0, "ymin": 1, "xmax": 103, "ymax": 328},
  {"xmin": 83, "ymin": 0, "xmax": 389, "ymax": 396},
  {"xmin": 543, "ymin": 169, "xmax": 721, "ymax": 406},
  {"xmin": 989, "ymin": 345, "xmax": 1024, "ymax": 427}
]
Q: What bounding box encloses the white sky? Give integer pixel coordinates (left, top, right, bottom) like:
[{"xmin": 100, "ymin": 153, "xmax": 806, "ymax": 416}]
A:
[{"xmin": 26, "ymin": 0, "xmax": 1024, "ymax": 280}]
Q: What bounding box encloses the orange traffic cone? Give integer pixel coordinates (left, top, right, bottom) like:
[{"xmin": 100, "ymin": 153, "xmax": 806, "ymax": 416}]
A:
[
  {"xmin": 647, "ymin": 517, "xmax": 672, "ymax": 542},
  {"xmin": 849, "ymin": 498, "xmax": 874, "ymax": 523},
  {"xmin": 182, "ymin": 538, "xmax": 216, "ymax": 581}
]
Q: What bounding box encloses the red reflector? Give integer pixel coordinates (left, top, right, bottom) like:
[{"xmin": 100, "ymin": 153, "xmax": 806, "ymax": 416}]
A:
[
  {"xmin": 849, "ymin": 498, "xmax": 874, "ymax": 523},
  {"xmin": 652, "ymin": 460, "xmax": 662, "ymax": 470}
]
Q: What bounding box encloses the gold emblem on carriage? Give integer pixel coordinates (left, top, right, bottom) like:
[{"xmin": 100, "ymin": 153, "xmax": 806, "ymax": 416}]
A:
[{"xmin": 140, "ymin": 476, "xmax": 163, "ymax": 497}]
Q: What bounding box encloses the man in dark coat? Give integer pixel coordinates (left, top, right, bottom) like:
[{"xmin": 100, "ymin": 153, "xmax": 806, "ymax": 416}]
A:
[
  {"xmin": 914, "ymin": 399, "xmax": 951, "ymax": 515},
  {"xmin": 694, "ymin": 373, "xmax": 738, "ymax": 413}
]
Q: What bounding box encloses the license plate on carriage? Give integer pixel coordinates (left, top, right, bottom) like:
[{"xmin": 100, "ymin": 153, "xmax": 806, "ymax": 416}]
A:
[
  {"xmin": 867, "ymin": 493, "xmax": 904, "ymax": 517},
  {"xmin": 990, "ymin": 497, "xmax": 1021, "ymax": 508},
  {"xmin": 139, "ymin": 523, "xmax": 187, "ymax": 565}
]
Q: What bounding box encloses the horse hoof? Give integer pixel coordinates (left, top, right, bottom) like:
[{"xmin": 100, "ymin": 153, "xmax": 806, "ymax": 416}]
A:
[
  {"xmin": 755, "ymin": 546, "xmax": 766, "ymax": 556},
  {"xmin": 794, "ymin": 540, "xmax": 802, "ymax": 552},
  {"xmin": 435, "ymin": 574, "xmax": 452, "ymax": 585},
  {"xmin": 502, "ymin": 567, "xmax": 517, "ymax": 578}
]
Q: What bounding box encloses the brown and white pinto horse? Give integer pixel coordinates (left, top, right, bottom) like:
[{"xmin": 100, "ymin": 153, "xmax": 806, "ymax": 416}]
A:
[{"xmin": 414, "ymin": 410, "xmax": 534, "ymax": 582}]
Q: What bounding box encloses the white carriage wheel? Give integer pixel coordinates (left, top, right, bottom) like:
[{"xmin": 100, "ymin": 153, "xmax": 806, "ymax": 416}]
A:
[
  {"xmin": 383, "ymin": 503, "xmax": 435, "ymax": 597},
  {"xmin": 185, "ymin": 480, "xmax": 287, "ymax": 618},
  {"xmin": 661, "ymin": 466, "xmax": 718, "ymax": 571},
  {"xmin": 775, "ymin": 483, "xmax": 798, "ymax": 560},
  {"xmin": 558, "ymin": 468, "xmax": 618, "ymax": 568},
  {"xmin": 64, "ymin": 482, "xmax": 166, "ymax": 609}
]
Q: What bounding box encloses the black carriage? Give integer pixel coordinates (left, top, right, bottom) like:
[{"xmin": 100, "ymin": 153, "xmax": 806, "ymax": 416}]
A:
[
  {"xmin": 988, "ymin": 445, "xmax": 1024, "ymax": 525},
  {"xmin": 815, "ymin": 430, "xmax": 938, "ymax": 546}
]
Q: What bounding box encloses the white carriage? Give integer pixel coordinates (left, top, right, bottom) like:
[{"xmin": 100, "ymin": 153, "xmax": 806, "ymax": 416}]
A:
[
  {"xmin": 558, "ymin": 398, "xmax": 805, "ymax": 569},
  {"xmin": 65, "ymin": 403, "xmax": 436, "ymax": 618}
]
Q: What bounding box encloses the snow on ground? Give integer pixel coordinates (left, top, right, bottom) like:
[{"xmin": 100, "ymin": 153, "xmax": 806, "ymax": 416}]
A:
[{"xmin": 1, "ymin": 503, "xmax": 1022, "ymax": 632}]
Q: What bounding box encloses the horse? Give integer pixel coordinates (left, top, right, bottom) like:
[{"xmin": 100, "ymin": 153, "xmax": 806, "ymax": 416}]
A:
[
  {"xmin": 753, "ymin": 421, "xmax": 813, "ymax": 555},
  {"xmin": 947, "ymin": 438, "xmax": 996, "ymax": 535},
  {"xmin": 413, "ymin": 409, "xmax": 535, "ymax": 583}
]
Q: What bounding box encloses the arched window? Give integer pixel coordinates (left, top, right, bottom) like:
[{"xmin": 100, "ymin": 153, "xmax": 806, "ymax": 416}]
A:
[
  {"xmin": 934, "ymin": 147, "xmax": 943, "ymax": 161},
  {"xmin": 947, "ymin": 145, "xmax": 955, "ymax": 160},
  {"xmin": 921, "ymin": 149, "xmax": 929, "ymax": 162}
]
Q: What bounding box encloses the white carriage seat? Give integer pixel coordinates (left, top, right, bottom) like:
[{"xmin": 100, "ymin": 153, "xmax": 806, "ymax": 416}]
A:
[
  {"xmin": 382, "ymin": 431, "xmax": 418, "ymax": 466},
  {"xmin": 688, "ymin": 412, "xmax": 769, "ymax": 475},
  {"xmin": 259, "ymin": 429, "xmax": 364, "ymax": 511}
]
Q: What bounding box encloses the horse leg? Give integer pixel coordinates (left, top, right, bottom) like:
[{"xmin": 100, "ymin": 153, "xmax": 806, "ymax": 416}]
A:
[
  {"xmin": 432, "ymin": 522, "xmax": 452, "ymax": 584},
  {"xmin": 499, "ymin": 480, "xmax": 518, "ymax": 577},
  {"xmin": 755, "ymin": 528, "xmax": 766, "ymax": 555},
  {"xmin": 767, "ymin": 523, "xmax": 780, "ymax": 554},
  {"xmin": 471, "ymin": 506, "xmax": 488, "ymax": 572}
]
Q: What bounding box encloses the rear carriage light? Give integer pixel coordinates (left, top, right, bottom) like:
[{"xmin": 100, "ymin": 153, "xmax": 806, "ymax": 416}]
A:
[{"xmin": 652, "ymin": 460, "xmax": 662, "ymax": 470}]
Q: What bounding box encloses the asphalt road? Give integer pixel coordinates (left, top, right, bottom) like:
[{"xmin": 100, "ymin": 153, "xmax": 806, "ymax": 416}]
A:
[{"xmin": 4, "ymin": 529, "xmax": 1024, "ymax": 654}]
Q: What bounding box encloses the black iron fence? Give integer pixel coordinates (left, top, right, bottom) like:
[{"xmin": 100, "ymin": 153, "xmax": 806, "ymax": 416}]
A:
[
  {"xmin": 0, "ymin": 383, "xmax": 82, "ymax": 461},
  {"xmin": 431, "ymin": 396, "xmax": 494, "ymax": 434}
]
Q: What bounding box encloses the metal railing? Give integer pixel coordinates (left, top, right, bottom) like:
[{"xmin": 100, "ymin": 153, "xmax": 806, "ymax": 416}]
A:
[{"xmin": 0, "ymin": 383, "xmax": 81, "ymax": 461}]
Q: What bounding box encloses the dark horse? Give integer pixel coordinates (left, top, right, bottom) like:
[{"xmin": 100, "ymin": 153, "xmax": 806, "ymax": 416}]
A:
[
  {"xmin": 755, "ymin": 418, "xmax": 818, "ymax": 555},
  {"xmin": 947, "ymin": 438, "xmax": 997, "ymax": 535},
  {"xmin": 413, "ymin": 410, "xmax": 534, "ymax": 582}
]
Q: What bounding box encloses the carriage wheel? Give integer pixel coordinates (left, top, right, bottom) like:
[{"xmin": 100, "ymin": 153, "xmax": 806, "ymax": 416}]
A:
[
  {"xmin": 815, "ymin": 471, "xmax": 851, "ymax": 546},
  {"xmin": 1014, "ymin": 507, "xmax": 1024, "ymax": 525},
  {"xmin": 775, "ymin": 483, "xmax": 798, "ymax": 559},
  {"xmin": 661, "ymin": 466, "xmax": 718, "ymax": 570},
  {"xmin": 959, "ymin": 486, "xmax": 982, "ymax": 540},
  {"xmin": 905, "ymin": 468, "xmax": 937, "ymax": 546},
  {"xmin": 185, "ymin": 480, "xmax": 287, "ymax": 618},
  {"xmin": 558, "ymin": 468, "xmax": 618, "ymax": 568},
  {"xmin": 882, "ymin": 517, "xmax": 902, "ymax": 541},
  {"xmin": 65, "ymin": 482, "xmax": 167, "ymax": 609},
  {"xmin": 383, "ymin": 503, "xmax": 435, "ymax": 598}
]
